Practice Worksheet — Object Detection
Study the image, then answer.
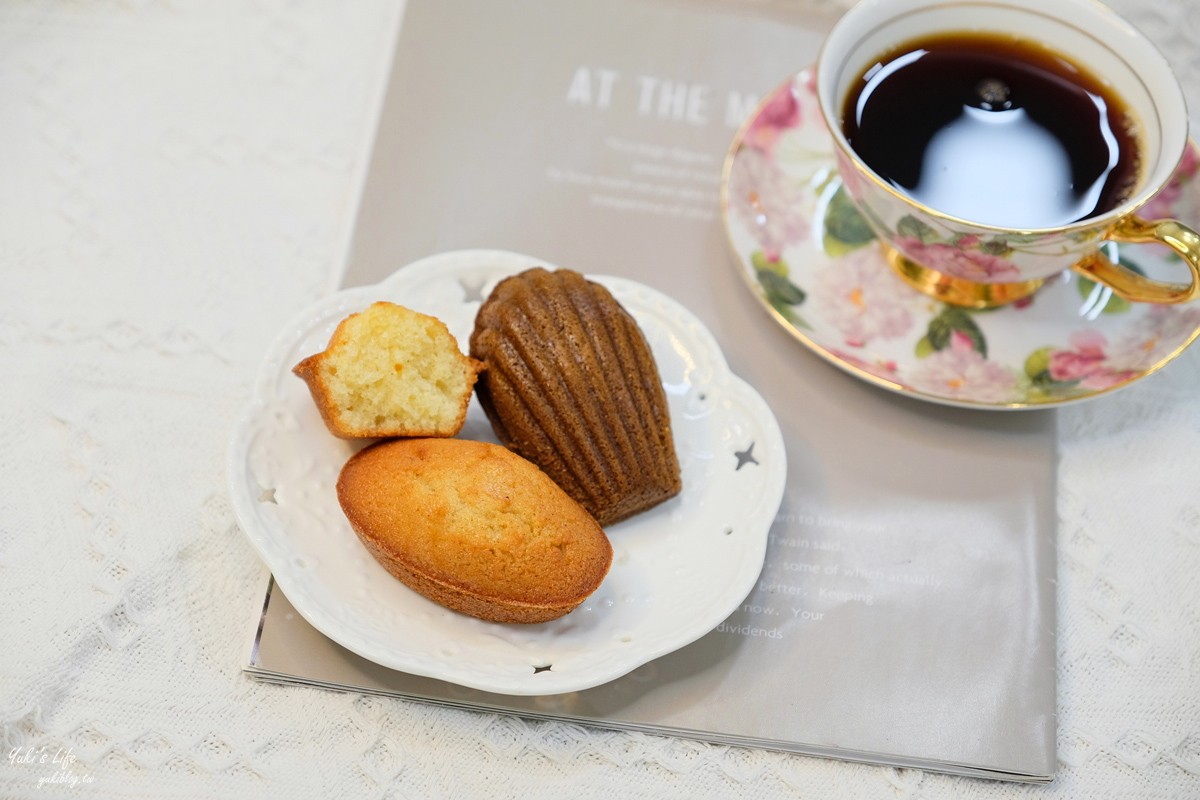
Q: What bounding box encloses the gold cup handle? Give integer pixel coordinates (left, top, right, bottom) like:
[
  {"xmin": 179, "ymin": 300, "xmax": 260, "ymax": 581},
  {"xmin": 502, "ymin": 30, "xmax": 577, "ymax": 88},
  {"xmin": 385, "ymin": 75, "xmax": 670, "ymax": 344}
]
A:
[{"xmin": 1072, "ymin": 215, "xmax": 1200, "ymax": 304}]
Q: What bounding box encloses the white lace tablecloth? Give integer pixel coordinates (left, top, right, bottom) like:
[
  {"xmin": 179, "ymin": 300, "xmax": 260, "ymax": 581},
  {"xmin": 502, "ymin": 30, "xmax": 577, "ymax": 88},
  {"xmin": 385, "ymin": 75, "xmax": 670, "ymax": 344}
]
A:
[{"xmin": 2, "ymin": 1, "xmax": 1198, "ymax": 797}]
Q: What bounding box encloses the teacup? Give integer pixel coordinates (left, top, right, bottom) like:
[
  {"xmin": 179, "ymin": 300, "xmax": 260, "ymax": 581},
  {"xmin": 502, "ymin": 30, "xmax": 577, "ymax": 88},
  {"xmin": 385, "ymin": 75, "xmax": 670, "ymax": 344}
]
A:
[{"xmin": 816, "ymin": 0, "xmax": 1200, "ymax": 308}]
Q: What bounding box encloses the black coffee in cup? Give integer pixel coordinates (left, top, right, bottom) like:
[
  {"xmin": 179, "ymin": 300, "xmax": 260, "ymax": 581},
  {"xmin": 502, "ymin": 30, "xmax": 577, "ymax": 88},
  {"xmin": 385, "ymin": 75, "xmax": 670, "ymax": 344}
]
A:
[{"xmin": 841, "ymin": 32, "xmax": 1141, "ymax": 228}]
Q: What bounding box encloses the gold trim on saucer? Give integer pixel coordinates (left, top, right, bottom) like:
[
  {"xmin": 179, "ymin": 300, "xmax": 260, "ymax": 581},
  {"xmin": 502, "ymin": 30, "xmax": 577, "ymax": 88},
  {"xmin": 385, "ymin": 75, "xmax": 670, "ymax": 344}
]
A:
[
  {"xmin": 881, "ymin": 244, "xmax": 1045, "ymax": 309},
  {"xmin": 718, "ymin": 69, "xmax": 1200, "ymax": 411}
]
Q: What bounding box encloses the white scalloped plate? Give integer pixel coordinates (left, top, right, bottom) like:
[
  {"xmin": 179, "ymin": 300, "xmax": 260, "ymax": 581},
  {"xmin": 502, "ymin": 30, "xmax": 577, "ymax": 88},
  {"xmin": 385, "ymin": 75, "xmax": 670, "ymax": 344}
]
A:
[{"xmin": 227, "ymin": 250, "xmax": 786, "ymax": 695}]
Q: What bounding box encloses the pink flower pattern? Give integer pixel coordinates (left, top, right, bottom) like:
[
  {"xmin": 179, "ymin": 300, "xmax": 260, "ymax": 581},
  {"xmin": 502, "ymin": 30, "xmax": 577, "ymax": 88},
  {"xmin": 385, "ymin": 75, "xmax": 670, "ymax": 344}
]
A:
[
  {"xmin": 1041, "ymin": 305, "xmax": 1200, "ymax": 393},
  {"xmin": 728, "ymin": 148, "xmax": 810, "ymax": 262},
  {"xmin": 1105, "ymin": 305, "xmax": 1200, "ymax": 371},
  {"xmin": 726, "ymin": 69, "xmax": 1200, "ymax": 407},
  {"xmin": 893, "ymin": 236, "xmax": 1022, "ymax": 283},
  {"xmin": 1047, "ymin": 330, "xmax": 1137, "ymax": 390},
  {"xmin": 907, "ymin": 331, "xmax": 1020, "ymax": 403},
  {"xmin": 812, "ymin": 249, "xmax": 921, "ymax": 346},
  {"xmin": 744, "ymin": 85, "xmax": 801, "ymax": 156}
]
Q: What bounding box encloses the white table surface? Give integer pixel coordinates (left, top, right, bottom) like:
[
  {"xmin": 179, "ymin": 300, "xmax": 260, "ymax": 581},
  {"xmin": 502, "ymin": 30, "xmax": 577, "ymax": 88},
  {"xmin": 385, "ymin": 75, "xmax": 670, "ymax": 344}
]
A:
[{"xmin": 2, "ymin": 1, "xmax": 1198, "ymax": 798}]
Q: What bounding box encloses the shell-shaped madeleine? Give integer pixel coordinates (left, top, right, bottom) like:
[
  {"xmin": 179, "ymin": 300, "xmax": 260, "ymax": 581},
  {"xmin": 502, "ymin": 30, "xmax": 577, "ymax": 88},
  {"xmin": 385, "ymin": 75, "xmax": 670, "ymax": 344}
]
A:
[{"xmin": 469, "ymin": 268, "xmax": 682, "ymax": 526}]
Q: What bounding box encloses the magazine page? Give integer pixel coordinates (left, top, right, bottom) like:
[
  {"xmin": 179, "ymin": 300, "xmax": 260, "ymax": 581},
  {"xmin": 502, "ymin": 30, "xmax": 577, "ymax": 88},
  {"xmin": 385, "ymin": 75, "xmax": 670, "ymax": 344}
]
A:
[{"xmin": 250, "ymin": 0, "xmax": 1058, "ymax": 782}]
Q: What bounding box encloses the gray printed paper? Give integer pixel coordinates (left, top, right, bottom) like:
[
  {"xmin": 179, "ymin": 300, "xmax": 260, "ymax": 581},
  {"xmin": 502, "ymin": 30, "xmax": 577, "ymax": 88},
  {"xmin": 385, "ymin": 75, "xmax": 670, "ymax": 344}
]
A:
[{"xmin": 246, "ymin": 0, "xmax": 1057, "ymax": 782}]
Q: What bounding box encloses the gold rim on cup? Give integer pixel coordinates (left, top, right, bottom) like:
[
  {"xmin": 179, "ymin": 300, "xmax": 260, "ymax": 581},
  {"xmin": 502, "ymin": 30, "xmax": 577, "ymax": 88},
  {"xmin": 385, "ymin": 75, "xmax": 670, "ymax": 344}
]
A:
[{"xmin": 816, "ymin": 0, "xmax": 1200, "ymax": 309}]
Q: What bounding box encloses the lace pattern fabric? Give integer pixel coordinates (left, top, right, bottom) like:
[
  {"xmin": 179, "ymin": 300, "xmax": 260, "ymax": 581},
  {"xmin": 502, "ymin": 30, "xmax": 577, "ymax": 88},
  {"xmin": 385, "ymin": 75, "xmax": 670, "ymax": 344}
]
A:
[{"xmin": 2, "ymin": 1, "xmax": 1198, "ymax": 797}]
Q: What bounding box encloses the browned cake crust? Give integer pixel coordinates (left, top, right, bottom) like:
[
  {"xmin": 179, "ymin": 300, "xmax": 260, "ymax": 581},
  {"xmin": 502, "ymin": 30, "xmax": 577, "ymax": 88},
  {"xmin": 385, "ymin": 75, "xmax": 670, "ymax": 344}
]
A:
[
  {"xmin": 469, "ymin": 267, "xmax": 682, "ymax": 526},
  {"xmin": 337, "ymin": 438, "xmax": 613, "ymax": 624}
]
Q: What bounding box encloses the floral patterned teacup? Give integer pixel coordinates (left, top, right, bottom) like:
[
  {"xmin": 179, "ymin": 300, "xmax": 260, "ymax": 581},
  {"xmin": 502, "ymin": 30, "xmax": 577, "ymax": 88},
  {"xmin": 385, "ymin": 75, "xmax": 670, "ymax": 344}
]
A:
[{"xmin": 816, "ymin": 0, "xmax": 1200, "ymax": 309}]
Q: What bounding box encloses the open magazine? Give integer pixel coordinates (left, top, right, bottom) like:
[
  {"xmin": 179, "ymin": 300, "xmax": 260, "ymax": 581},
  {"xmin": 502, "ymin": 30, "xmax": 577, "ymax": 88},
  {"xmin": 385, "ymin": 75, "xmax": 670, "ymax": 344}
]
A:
[{"xmin": 244, "ymin": 0, "xmax": 1058, "ymax": 782}]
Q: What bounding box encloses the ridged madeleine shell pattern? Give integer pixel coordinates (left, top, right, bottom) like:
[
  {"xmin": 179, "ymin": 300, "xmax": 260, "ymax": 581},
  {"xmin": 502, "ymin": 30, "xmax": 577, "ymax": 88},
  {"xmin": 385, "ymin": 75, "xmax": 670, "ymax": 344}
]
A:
[{"xmin": 470, "ymin": 268, "xmax": 682, "ymax": 526}]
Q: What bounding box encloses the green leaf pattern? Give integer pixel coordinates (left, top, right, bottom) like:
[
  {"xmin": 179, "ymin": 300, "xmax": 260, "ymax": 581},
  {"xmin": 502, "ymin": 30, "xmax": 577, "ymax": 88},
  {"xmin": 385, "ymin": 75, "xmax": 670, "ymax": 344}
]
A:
[
  {"xmin": 727, "ymin": 71, "xmax": 1200, "ymax": 405},
  {"xmin": 917, "ymin": 306, "xmax": 988, "ymax": 358}
]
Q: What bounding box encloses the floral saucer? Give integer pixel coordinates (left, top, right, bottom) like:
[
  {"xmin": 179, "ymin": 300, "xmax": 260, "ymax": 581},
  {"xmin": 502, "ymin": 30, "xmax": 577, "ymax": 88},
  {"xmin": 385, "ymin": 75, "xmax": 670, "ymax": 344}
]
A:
[{"xmin": 720, "ymin": 68, "xmax": 1200, "ymax": 409}]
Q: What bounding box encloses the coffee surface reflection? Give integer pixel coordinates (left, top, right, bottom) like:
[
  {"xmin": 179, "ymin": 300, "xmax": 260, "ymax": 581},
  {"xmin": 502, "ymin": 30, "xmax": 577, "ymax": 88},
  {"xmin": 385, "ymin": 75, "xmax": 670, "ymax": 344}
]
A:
[{"xmin": 842, "ymin": 32, "xmax": 1141, "ymax": 228}]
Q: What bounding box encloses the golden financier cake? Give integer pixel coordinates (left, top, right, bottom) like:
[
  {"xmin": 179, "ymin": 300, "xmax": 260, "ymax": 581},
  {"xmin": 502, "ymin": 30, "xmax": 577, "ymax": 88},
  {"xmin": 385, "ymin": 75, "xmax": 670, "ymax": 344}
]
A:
[
  {"xmin": 337, "ymin": 438, "xmax": 613, "ymax": 624},
  {"xmin": 469, "ymin": 267, "xmax": 682, "ymax": 526},
  {"xmin": 293, "ymin": 301, "xmax": 482, "ymax": 439}
]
